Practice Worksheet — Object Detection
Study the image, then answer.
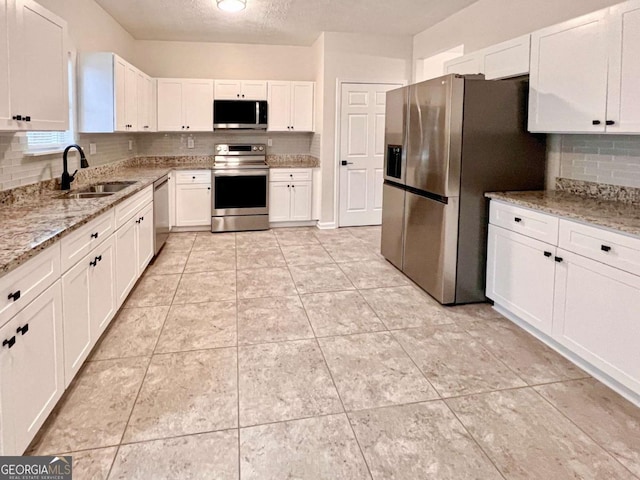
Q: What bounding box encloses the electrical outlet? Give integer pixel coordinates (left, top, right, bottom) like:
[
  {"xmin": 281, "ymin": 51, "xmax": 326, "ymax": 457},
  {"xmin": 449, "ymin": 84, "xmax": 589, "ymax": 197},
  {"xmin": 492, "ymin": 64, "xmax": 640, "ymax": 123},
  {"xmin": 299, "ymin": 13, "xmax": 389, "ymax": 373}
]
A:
[
  {"xmin": 268, "ymin": 138, "xmax": 273, "ymax": 147},
  {"xmin": 89, "ymin": 143, "xmax": 96, "ymax": 155},
  {"xmin": 187, "ymin": 136, "xmax": 195, "ymax": 149},
  {"xmin": 128, "ymin": 140, "xmax": 133, "ymax": 151}
]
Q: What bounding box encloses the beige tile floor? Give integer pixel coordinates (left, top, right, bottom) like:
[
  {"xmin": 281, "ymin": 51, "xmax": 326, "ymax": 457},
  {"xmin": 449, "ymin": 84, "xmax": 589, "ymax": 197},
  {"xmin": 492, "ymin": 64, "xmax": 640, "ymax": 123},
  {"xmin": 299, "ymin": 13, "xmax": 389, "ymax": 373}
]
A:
[{"xmin": 28, "ymin": 227, "xmax": 640, "ymax": 480}]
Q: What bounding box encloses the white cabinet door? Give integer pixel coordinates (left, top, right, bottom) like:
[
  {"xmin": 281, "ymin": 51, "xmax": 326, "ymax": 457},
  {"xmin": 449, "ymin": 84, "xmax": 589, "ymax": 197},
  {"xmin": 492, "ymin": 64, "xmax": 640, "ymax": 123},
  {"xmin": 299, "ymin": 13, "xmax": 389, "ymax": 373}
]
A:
[
  {"xmin": 529, "ymin": 9, "xmax": 609, "ymax": 133},
  {"xmin": 137, "ymin": 71, "xmax": 149, "ymax": 132},
  {"xmin": 176, "ymin": 184, "xmax": 211, "ymax": 227},
  {"xmin": 61, "ymin": 254, "xmax": 91, "ymax": 387},
  {"xmin": 0, "ymin": 0, "xmax": 13, "ymax": 130},
  {"xmin": 241, "ymin": 80, "xmax": 267, "ymax": 100},
  {"xmin": 0, "ymin": 282, "xmax": 64, "ymax": 455},
  {"xmin": 291, "ymin": 82, "xmax": 314, "ymax": 132},
  {"xmin": 125, "ymin": 64, "xmax": 138, "ymax": 131},
  {"xmin": 9, "ymin": 0, "xmax": 68, "ymax": 131},
  {"xmin": 90, "ymin": 235, "xmax": 117, "ymax": 340},
  {"xmin": 147, "ymin": 76, "xmax": 157, "ymax": 132},
  {"xmin": 114, "ymin": 56, "xmax": 127, "ymax": 132},
  {"xmin": 115, "ymin": 216, "xmax": 138, "ymax": 307},
  {"xmin": 553, "ymin": 249, "xmax": 640, "ymax": 394},
  {"xmin": 290, "ymin": 182, "xmax": 312, "ymax": 221},
  {"xmin": 486, "ymin": 225, "xmax": 556, "ymax": 334},
  {"xmin": 157, "ymin": 79, "xmax": 184, "ymax": 132},
  {"xmin": 444, "ymin": 53, "xmax": 483, "ymax": 75},
  {"xmin": 214, "ymin": 80, "xmax": 242, "ymax": 99},
  {"xmin": 483, "ymin": 35, "xmax": 531, "ymax": 80},
  {"xmin": 269, "ymin": 182, "xmax": 291, "ymax": 222},
  {"xmin": 136, "ymin": 202, "xmax": 155, "ymax": 272},
  {"xmin": 268, "ymin": 81, "xmax": 291, "ymax": 131},
  {"xmin": 607, "ymin": 0, "xmax": 640, "ymax": 133},
  {"xmin": 183, "ymin": 79, "xmax": 213, "ymax": 131}
]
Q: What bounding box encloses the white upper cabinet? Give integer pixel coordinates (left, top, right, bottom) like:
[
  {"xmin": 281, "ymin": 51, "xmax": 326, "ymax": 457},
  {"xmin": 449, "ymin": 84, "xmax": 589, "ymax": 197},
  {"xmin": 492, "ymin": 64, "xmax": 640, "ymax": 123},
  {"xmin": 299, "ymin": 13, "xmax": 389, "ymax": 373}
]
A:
[
  {"xmin": 157, "ymin": 78, "xmax": 213, "ymax": 132},
  {"xmin": 214, "ymin": 80, "xmax": 267, "ymax": 100},
  {"xmin": 482, "ymin": 35, "xmax": 531, "ymax": 80},
  {"xmin": 444, "ymin": 53, "xmax": 483, "ymax": 75},
  {"xmin": 2, "ymin": 0, "xmax": 68, "ymax": 132},
  {"xmin": 268, "ymin": 81, "xmax": 314, "ymax": 132},
  {"xmin": 607, "ymin": 0, "xmax": 640, "ymax": 133},
  {"xmin": 79, "ymin": 53, "xmax": 152, "ymax": 133},
  {"xmin": 529, "ymin": 9, "xmax": 609, "ymax": 133}
]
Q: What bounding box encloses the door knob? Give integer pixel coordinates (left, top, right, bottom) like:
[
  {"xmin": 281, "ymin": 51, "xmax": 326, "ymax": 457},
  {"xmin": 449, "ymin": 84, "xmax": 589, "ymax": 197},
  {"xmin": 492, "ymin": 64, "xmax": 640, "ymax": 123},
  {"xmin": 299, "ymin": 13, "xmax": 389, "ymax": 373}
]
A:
[{"xmin": 341, "ymin": 160, "xmax": 353, "ymax": 166}]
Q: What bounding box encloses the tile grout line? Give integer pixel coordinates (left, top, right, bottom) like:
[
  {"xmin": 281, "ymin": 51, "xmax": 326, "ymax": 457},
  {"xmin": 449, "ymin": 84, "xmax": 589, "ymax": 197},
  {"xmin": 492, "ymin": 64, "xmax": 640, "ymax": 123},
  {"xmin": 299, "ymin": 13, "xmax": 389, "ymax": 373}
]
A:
[{"xmin": 234, "ymin": 233, "xmax": 242, "ymax": 480}]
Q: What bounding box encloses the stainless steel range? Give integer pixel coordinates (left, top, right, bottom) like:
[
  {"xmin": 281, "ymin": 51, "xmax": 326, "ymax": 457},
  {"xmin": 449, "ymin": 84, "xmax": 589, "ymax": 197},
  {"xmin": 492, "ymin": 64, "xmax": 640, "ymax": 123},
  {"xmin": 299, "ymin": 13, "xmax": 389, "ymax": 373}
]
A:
[{"xmin": 212, "ymin": 143, "xmax": 270, "ymax": 233}]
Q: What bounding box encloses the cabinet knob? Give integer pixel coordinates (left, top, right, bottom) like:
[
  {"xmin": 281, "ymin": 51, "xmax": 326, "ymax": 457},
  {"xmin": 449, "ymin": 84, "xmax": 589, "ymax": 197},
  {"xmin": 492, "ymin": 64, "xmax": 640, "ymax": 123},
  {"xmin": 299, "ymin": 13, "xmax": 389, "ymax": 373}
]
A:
[
  {"xmin": 2, "ymin": 336, "xmax": 16, "ymax": 349},
  {"xmin": 592, "ymin": 120, "xmax": 602, "ymax": 126},
  {"xmin": 242, "ymin": 94, "xmax": 245, "ymax": 98},
  {"xmin": 16, "ymin": 324, "xmax": 29, "ymax": 336},
  {"xmin": 514, "ymin": 217, "xmax": 522, "ymax": 223},
  {"xmin": 606, "ymin": 120, "xmax": 615, "ymax": 126},
  {"xmin": 182, "ymin": 126, "xmax": 185, "ymax": 129},
  {"xmin": 97, "ymin": 255, "xmax": 103, "ymax": 262},
  {"xmin": 91, "ymin": 232, "xmax": 99, "ymax": 239},
  {"xmin": 12, "ymin": 115, "xmax": 22, "ymax": 121},
  {"xmin": 544, "ymin": 251, "xmax": 552, "ymax": 257},
  {"xmin": 8, "ymin": 290, "xmax": 21, "ymax": 302},
  {"xmin": 601, "ymin": 245, "xmax": 612, "ymax": 252},
  {"xmin": 291, "ymin": 126, "xmax": 294, "ymax": 130},
  {"xmin": 554, "ymin": 256, "xmax": 564, "ymax": 263},
  {"xmin": 90, "ymin": 258, "xmax": 97, "ymax": 267},
  {"xmin": 140, "ymin": 216, "xmax": 144, "ymax": 222},
  {"xmin": 186, "ymin": 126, "xmax": 190, "ymax": 129}
]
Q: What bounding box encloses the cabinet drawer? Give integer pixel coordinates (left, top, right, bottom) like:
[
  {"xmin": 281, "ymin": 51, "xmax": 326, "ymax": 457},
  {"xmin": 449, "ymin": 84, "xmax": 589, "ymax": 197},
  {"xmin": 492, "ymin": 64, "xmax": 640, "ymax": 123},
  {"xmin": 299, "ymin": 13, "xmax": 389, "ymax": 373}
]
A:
[
  {"xmin": 270, "ymin": 169, "xmax": 312, "ymax": 182},
  {"xmin": 115, "ymin": 185, "xmax": 153, "ymax": 228},
  {"xmin": 489, "ymin": 201, "xmax": 559, "ymax": 244},
  {"xmin": 0, "ymin": 243, "xmax": 61, "ymax": 328},
  {"xmin": 559, "ymin": 219, "xmax": 640, "ymax": 276},
  {"xmin": 175, "ymin": 170, "xmax": 211, "ymax": 185},
  {"xmin": 60, "ymin": 210, "xmax": 115, "ymax": 272}
]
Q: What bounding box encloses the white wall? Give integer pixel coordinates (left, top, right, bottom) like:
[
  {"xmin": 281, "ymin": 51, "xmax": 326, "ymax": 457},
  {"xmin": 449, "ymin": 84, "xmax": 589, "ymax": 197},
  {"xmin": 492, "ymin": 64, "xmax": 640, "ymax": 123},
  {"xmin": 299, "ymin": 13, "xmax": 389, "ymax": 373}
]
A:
[
  {"xmin": 318, "ymin": 32, "xmax": 413, "ymax": 226},
  {"xmin": 415, "ymin": 45, "xmax": 464, "ymax": 83},
  {"xmin": 413, "ymin": 0, "xmax": 623, "ymax": 76},
  {"xmin": 134, "ymin": 40, "xmax": 315, "ymax": 80}
]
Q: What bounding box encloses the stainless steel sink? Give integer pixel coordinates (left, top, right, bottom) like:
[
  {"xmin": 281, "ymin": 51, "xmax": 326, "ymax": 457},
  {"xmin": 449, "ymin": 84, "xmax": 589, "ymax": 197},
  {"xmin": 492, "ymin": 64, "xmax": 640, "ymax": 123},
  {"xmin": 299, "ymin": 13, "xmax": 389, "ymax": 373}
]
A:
[
  {"xmin": 58, "ymin": 192, "xmax": 115, "ymax": 199},
  {"xmin": 79, "ymin": 181, "xmax": 136, "ymax": 193}
]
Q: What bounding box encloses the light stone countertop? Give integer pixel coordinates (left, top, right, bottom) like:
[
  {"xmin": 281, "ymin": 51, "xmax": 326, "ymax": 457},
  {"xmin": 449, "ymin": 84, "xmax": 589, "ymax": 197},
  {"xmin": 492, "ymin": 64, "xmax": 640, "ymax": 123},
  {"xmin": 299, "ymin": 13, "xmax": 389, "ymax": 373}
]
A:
[{"xmin": 486, "ymin": 190, "xmax": 640, "ymax": 238}]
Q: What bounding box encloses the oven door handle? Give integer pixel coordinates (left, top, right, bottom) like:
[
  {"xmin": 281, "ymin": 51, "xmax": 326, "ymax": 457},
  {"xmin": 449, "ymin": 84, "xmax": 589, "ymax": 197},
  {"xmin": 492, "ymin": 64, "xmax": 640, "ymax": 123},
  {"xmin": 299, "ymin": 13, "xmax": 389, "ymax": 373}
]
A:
[{"xmin": 213, "ymin": 169, "xmax": 269, "ymax": 177}]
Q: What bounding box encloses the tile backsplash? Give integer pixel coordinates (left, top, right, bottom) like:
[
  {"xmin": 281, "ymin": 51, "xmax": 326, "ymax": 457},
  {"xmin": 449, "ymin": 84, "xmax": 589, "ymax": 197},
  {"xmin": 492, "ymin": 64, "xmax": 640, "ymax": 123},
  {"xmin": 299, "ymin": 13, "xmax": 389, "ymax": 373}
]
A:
[
  {"xmin": 136, "ymin": 132, "xmax": 313, "ymax": 157},
  {"xmin": 553, "ymin": 134, "xmax": 640, "ymax": 188},
  {"xmin": 0, "ymin": 132, "xmax": 136, "ymax": 191}
]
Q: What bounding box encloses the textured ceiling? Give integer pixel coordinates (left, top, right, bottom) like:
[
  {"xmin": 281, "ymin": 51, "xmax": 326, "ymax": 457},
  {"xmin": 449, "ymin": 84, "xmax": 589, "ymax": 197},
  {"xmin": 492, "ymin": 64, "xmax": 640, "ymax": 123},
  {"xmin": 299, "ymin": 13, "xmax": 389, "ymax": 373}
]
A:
[{"xmin": 95, "ymin": 0, "xmax": 480, "ymax": 46}]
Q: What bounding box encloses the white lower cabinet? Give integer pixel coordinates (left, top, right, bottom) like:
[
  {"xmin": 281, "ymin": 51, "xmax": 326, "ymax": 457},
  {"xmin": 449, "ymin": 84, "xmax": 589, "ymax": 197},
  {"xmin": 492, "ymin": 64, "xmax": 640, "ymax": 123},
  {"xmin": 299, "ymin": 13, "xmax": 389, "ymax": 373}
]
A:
[
  {"xmin": 553, "ymin": 249, "xmax": 640, "ymax": 393},
  {"xmin": 486, "ymin": 225, "xmax": 556, "ymax": 335},
  {"xmin": 62, "ymin": 236, "xmax": 116, "ymax": 386},
  {"xmin": 269, "ymin": 169, "xmax": 312, "ymax": 223},
  {"xmin": 175, "ymin": 184, "xmax": 211, "ymax": 227},
  {"xmin": 487, "ymin": 199, "xmax": 640, "ymax": 401},
  {"xmin": 115, "ymin": 200, "xmax": 154, "ymax": 306},
  {"xmin": 0, "ymin": 281, "xmax": 64, "ymax": 455}
]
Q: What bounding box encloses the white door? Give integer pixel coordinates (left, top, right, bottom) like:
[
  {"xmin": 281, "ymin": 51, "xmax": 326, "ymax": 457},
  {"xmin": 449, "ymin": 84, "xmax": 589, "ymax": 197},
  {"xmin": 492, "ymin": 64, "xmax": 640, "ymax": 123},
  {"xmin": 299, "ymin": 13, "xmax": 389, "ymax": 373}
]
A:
[
  {"xmin": 115, "ymin": 217, "xmax": 138, "ymax": 307},
  {"xmin": 10, "ymin": 0, "xmax": 68, "ymax": 131},
  {"xmin": 339, "ymin": 82, "xmax": 400, "ymax": 227},
  {"xmin": 90, "ymin": 236, "xmax": 117, "ymax": 340},
  {"xmin": 241, "ymin": 80, "xmax": 267, "ymax": 100},
  {"xmin": 553, "ymin": 249, "xmax": 640, "ymax": 393},
  {"xmin": 157, "ymin": 79, "xmax": 184, "ymax": 132},
  {"xmin": 269, "ymin": 182, "xmax": 291, "ymax": 222},
  {"xmin": 137, "ymin": 202, "xmax": 155, "ymax": 272},
  {"xmin": 268, "ymin": 81, "xmax": 291, "ymax": 131},
  {"xmin": 176, "ymin": 184, "xmax": 212, "ymax": 227},
  {"xmin": 0, "ymin": 0, "xmax": 13, "ymax": 130},
  {"xmin": 61, "ymin": 256, "xmax": 91, "ymax": 387},
  {"xmin": 184, "ymin": 79, "xmax": 213, "ymax": 131},
  {"xmin": 114, "ymin": 57, "xmax": 127, "ymax": 132},
  {"xmin": 486, "ymin": 225, "xmax": 556, "ymax": 335},
  {"xmin": 290, "ymin": 182, "xmax": 312, "ymax": 221},
  {"xmin": 607, "ymin": 0, "xmax": 640, "ymax": 133},
  {"xmin": 214, "ymin": 80, "xmax": 241, "ymax": 99},
  {"xmin": 291, "ymin": 82, "xmax": 314, "ymax": 132},
  {"xmin": 529, "ymin": 9, "xmax": 609, "ymax": 133}
]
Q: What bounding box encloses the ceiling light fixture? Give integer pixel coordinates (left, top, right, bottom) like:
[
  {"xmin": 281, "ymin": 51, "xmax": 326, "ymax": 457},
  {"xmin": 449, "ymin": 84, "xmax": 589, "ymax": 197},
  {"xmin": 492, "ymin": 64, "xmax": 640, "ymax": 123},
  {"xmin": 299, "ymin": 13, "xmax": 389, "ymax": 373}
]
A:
[{"xmin": 216, "ymin": 0, "xmax": 246, "ymax": 12}]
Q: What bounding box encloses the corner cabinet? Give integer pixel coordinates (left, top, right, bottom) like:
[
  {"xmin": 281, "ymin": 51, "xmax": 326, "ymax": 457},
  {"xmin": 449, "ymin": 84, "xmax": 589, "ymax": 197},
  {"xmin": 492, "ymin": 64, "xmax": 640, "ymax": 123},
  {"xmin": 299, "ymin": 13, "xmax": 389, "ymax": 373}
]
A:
[
  {"xmin": 487, "ymin": 199, "xmax": 640, "ymax": 403},
  {"xmin": 157, "ymin": 78, "xmax": 214, "ymax": 132},
  {"xmin": 79, "ymin": 53, "xmax": 154, "ymax": 133},
  {"xmin": 268, "ymin": 81, "xmax": 314, "ymax": 132},
  {"xmin": 269, "ymin": 169, "xmax": 312, "ymax": 223},
  {"xmin": 1, "ymin": 0, "xmax": 69, "ymax": 132},
  {"xmin": 529, "ymin": 0, "xmax": 640, "ymax": 133}
]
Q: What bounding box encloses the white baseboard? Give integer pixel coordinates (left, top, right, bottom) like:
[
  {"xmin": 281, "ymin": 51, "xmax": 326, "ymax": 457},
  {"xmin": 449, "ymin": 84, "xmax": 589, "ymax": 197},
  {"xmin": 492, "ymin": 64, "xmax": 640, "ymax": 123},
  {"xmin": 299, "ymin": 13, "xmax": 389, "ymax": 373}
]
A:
[
  {"xmin": 317, "ymin": 221, "xmax": 338, "ymax": 230},
  {"xmin": 170, "ymin": 226, "xmax": 210, "ymax": 233},
  {"xmin": 270, "ymin": 221, "xmax": 318, "ymax": 229}
]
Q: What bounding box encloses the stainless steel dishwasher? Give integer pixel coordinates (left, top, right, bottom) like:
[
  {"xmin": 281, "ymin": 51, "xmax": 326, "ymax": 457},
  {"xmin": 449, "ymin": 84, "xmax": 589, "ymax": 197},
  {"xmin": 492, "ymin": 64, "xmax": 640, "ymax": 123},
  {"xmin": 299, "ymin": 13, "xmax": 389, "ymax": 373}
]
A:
[{"xmin": 154, "ymin": 174, "xmax": 170, "ymax": 255}]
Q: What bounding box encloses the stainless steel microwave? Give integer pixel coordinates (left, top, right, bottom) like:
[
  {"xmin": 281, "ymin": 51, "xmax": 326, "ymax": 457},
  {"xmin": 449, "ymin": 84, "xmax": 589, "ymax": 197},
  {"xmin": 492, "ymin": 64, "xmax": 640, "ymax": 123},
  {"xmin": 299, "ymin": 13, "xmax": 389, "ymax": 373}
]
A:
[{"xmin": 213, "ymin": 100, "xmax": 268, "ymax": 130}]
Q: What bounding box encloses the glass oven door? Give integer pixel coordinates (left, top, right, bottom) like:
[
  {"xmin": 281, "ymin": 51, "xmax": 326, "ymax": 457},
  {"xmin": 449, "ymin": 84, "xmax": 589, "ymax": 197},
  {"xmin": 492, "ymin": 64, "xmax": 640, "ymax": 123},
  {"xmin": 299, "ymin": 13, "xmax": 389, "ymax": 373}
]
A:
[{"xmin": 212, "ymin": 169, "xmax": 269, "ymax": 216}]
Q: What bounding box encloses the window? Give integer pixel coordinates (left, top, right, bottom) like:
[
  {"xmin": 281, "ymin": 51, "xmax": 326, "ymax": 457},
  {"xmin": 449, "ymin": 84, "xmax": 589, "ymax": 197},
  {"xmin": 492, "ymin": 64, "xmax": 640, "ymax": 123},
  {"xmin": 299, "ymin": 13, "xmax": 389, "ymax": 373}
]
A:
[{"xmin": 26, "ymin": 53, "xmax": 75, "ymax": 154}]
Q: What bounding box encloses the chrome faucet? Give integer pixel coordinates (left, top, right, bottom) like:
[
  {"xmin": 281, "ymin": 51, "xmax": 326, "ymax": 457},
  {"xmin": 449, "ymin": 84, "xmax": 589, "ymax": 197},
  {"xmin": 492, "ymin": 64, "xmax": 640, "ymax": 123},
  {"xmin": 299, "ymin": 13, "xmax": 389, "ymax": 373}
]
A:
[{"xmin": 61, "ymin": 144, "xmax": 89, "ymax": 190}]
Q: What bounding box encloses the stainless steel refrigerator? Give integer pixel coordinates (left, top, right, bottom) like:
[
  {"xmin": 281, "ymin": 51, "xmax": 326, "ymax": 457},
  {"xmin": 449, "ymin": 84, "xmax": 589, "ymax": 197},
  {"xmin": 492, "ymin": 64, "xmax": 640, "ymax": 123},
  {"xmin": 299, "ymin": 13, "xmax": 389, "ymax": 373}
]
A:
[{"xmin": 381, "ymin": 74, "xmax": 546, "ymax": 305}]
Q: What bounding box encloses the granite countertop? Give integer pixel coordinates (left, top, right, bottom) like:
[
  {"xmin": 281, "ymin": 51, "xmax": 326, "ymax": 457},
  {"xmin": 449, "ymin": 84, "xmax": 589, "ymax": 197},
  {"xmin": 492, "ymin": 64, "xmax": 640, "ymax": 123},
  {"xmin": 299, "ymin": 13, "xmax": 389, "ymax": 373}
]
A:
[{"xmin": 486, "ymin": 190, "xmax": 640, "ymax": 238}]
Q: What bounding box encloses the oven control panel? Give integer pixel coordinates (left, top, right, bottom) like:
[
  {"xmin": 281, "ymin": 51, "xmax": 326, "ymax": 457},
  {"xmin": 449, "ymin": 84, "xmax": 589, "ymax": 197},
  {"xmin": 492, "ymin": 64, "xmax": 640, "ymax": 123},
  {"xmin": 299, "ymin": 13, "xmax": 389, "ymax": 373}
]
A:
[{"xmin": 216, "ymin": 144, "xmax": 266, "ymax": 155}]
